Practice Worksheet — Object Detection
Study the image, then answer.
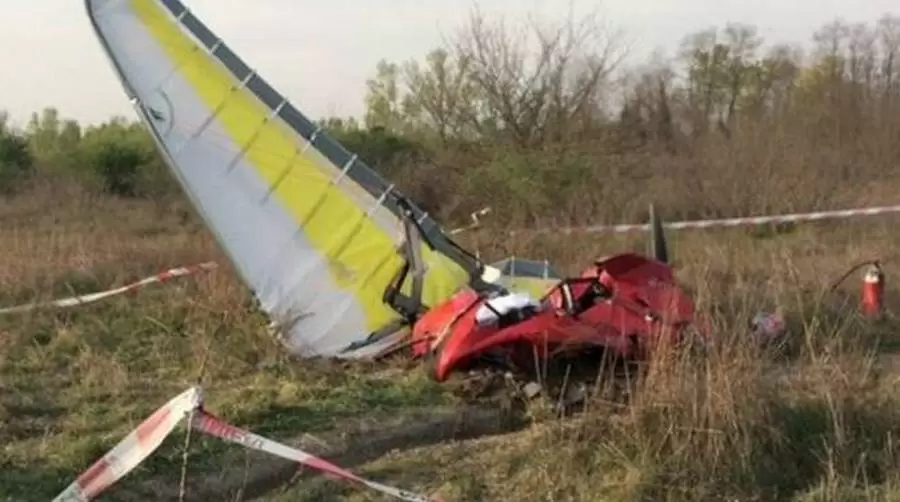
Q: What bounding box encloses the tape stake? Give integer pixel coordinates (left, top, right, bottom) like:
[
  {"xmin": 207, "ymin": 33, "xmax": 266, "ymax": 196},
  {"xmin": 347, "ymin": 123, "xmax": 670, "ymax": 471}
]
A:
[{"xmin": 191, "ymin": 410, "xmax": 436, "ymax": 502}]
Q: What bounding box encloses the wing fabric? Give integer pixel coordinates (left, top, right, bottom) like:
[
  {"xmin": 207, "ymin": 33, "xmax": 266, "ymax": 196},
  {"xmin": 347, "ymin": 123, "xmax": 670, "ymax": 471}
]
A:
[{"xmin": 84, "ymin": 0, "xmax": 480, "ymax": 357}]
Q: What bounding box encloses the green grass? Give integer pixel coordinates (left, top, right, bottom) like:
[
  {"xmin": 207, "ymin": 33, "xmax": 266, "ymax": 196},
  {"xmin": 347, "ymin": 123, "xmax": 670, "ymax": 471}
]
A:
[
  {"xmin": 0, "ymin": 195, "xmax": 461, "ymax": 501},
  {"xmin": 0, "ymin": 283, "xmax": 453, "ymax": 500},
  {"xmin": 6, "ymin": 192, "xmax": 900, "ymax": 501},
  {"xmin": 0, "ymin": 292, "xmax": 453, "ymax": 500}
]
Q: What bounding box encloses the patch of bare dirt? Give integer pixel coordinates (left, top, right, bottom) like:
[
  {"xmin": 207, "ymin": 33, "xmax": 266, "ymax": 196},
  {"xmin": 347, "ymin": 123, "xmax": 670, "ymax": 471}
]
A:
[{"xmin": 137, "ymin": 403, "xmax": 527, "ymax": 501}]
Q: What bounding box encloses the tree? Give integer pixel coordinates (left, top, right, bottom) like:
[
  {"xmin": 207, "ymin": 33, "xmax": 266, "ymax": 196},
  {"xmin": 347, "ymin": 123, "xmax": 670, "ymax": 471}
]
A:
[
  {"xmin": 24, "ymin": 107, "xmax": 82, "ymax": 171},
  {"xmin": 0, "ymin": 118, "xmax": 33, "ymax": 195},
  {"xmin": 877, "ymin": 14, "xmax": 900, "ymax": 98},
  {"xmin": 360, "ymin": 6, "xmax": 626, "ymax": 149},
  {"xmin": 77, "ymin": 118, "xmax": 164, "ymax": 197},
  {"xmin": 618, "ymin": 52, "xmax": 678, "ymax": 148},
  {"xmin": 402, "ymin": 48, "xmax": 481, "ymax": 144},
  {"xmin": 448, "ymin": 6, "xmax": 625, "ymax": 147},
  {"xmin": 363, "ymin": 60, "xmax": 411, "ymax": 134}
]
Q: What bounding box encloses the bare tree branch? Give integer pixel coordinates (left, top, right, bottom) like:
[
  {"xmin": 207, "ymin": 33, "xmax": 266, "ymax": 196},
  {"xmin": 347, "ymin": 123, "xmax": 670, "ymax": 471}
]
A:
[{"xmin": 444, "ymin": 5, "xmax": 626, "ymax": 148}]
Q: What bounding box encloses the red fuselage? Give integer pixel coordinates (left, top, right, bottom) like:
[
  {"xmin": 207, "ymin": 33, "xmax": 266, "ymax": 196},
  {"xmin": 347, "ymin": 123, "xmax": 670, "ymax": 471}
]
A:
[{"xmin": 411, "ymin": 253, "xmax": 696, "ymax": 381}]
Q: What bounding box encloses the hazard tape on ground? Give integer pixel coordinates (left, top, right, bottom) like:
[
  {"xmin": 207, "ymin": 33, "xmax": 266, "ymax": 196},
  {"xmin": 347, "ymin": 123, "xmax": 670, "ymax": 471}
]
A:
[
  {"xmin": 192, "ymin": 410, "xmax": 436, "ymax": 502},
  {"xmin": 53, "ymin": 387, "xmax": 203, "ymax": 502},
  {"xmin": 514, "ymin": 204, "xmax": 900, "ymax": 235},
  {"xmin": 0, "ymin": 262, "xmax": 218, "ymax": 315},
  {"xmin": 53, "ymin": 387, "xmax": 439, "ymax": 502}
]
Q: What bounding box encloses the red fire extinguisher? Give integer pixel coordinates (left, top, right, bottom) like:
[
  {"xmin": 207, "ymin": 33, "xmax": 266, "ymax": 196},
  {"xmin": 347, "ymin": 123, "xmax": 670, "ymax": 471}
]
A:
[{"xmin": 861, "ymin": 262, "xmax": 885, "ymax": 317}]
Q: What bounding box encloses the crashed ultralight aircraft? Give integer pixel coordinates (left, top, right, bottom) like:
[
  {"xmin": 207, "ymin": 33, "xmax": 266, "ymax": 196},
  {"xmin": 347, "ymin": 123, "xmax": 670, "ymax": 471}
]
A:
[{"xmin": 85, "ymin": 0, "xmax": 697, "ymax": 381}]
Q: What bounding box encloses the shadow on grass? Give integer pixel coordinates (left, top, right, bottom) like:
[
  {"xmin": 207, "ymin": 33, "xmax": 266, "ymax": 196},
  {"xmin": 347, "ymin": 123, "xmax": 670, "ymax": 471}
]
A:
[
  {"xmin": 149, "ymin": 404, "xmax": 528, "ymax": 501},
  {"xmin": 565, "ymin": 362, "xmax": 900, "ymax": 502},
  {"xmin": 0, "ymin": 466, "xmax": 79, "ymax": 501}
]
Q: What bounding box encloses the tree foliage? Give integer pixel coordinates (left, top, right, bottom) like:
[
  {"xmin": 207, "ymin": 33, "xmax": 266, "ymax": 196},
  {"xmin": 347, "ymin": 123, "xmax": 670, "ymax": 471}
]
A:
[
  {"xmin": 353, "ymin": 11, "xmax": 900, "ymax": 223},
  {"xmin": 3, "ymin": 11, "xmax": 900, "ymax": 226},
  {"xmin": 0, "ymin": 113, "xmax": 33, "ymax": 195},
  {"xmin": 363, "ymin": 8, "xmax": 626, "ymax": 149},
  {"xmin": 0, "ymin": 108, "xmax": 174, "ymax": 198},
  {"xmin": 74, "ymin": 117, "xmax": 178, "ymax": 197}
]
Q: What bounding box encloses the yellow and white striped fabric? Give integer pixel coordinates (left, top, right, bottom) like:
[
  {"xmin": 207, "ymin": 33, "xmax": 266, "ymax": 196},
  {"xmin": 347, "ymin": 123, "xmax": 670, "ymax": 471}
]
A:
[{"xmin": 84, "ymin": 0, "xmax": 482, "ymax": 357}]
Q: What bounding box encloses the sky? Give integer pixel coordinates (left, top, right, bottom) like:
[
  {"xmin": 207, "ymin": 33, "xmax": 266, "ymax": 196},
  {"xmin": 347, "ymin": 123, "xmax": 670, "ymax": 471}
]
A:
[{"xmin": 1, "ymin": 0, "xmax": 897, "ymax": 127}]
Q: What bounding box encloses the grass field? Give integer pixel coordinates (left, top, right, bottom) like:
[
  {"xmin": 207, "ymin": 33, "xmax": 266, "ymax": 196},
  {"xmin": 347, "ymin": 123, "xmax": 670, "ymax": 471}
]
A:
[{"xmin": 5, "ymin": 181, "xmax": 900, "ymax": 502}]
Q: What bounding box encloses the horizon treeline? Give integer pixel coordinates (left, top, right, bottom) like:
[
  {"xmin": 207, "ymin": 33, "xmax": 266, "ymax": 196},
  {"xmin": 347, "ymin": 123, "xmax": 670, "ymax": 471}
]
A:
[{"xmin": 2, "ymin": 10, "xmax": 899, "ymax": 227}]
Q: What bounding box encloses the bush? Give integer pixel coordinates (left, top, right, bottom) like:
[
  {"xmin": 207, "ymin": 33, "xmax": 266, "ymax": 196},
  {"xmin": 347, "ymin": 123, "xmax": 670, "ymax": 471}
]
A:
[
  {"xmin": 91, "ymin": 139, "xmax": 145, "ymax": 196},
  {"xmin": 0, "ymin": 131, "xmax": 33, "ymax": 195},
  {"xmin": 77, "ymin": 119, "xmax": 172, "ymax": 198}
]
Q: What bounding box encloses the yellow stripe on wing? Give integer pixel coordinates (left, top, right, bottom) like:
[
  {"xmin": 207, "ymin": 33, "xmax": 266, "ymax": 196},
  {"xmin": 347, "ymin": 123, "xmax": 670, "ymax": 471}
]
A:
[{"xmin": 132, "ymin": 0, "xmax": 470, "ymax": 335}]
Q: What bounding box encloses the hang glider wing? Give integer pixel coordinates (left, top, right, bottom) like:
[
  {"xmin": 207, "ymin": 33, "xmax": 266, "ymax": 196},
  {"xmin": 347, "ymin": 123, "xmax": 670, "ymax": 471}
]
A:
[{"xmin": 84, "ymin": 0, "xmax": 487, "ymax": 358}]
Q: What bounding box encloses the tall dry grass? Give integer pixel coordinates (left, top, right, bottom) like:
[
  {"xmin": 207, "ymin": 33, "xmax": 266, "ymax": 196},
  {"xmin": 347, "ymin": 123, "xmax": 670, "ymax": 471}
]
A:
[
  {"xmin": 4, "ymin": 93, "xmax": 900, "ymax": 499},
  {"xmin": 386, "ymin": 80, "xmax": 900, "ymax": 232},
  {"xmin": 404, "ymin": 222, "xmax": 900, "ymax": 501}
]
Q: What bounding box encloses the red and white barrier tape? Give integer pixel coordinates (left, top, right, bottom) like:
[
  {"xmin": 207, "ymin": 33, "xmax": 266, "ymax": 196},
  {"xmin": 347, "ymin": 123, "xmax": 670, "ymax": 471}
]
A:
[
  {"xmin": 192, "ymin": 410, "xmax": 437, "ymax": 502},
  {"xmin": 511, "ymin": 204, "xmax": 900, "ymax": 235},
  {"xmin": 53, "ymin": 387, "xmax": 203, "ymax": 502},
  {"xmin": 0, "ymin": 262, "xmax": 218, "ymax": 315},
  {"xmin": 54, "ymin": 387, "xmax": 439, "ymax": 502}
]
